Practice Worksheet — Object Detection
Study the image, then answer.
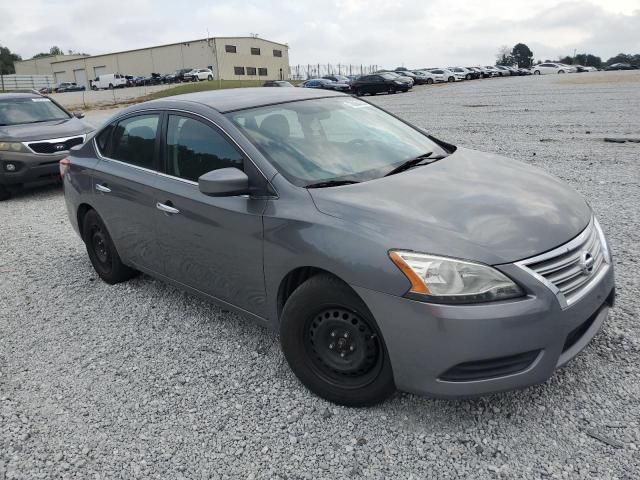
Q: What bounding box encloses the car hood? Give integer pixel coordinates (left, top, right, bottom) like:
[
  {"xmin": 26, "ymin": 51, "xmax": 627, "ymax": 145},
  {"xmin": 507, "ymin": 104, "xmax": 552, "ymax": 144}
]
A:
[
  {"xmin": 308, "ymin": 147, "xmax": 591, "ymax": 265},
  {"xmin": 0, "ymin": 117, "xmax": 94, "ymax": 142}
]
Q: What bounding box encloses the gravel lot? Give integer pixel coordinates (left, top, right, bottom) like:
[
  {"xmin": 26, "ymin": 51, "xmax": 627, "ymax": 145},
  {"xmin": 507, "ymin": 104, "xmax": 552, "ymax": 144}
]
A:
[{"xmin": 1, "ymin": 71, "xmax": 639, "ymax": 479}]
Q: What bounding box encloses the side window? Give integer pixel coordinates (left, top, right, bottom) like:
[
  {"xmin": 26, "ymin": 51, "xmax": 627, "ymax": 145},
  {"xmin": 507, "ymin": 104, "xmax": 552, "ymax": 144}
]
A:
[
  {"xmin": 110, "ymin": 115, "xmax": 159, "ymax": 169},
  {"xmin": 166, "ymin": 115, "xmax": 244, "ymax": 182},
  {"xmin": 95, "ymin": 124, "xmax": 114, "ymax": 156}
]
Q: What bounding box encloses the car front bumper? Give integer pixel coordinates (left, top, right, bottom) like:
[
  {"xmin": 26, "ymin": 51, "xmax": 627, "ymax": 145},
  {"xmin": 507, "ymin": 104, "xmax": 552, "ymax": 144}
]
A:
[
  {"xmin": 353, "ymin": 261, "xmax": 615, "ymax": 398},
  {"xmin": 0, "ymin": 151, "xmax": 65, "ymax": 187}
]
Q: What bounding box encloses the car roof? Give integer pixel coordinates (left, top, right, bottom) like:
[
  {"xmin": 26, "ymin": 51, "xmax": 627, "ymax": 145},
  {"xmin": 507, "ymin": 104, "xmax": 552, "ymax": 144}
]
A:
[
  {"xmin": 0, "ymin": 92, "xmax": 42, "ymax": 101},
  {"xmin": 140, "ymin": 87, "xmax": 347, "ymax": 113}
]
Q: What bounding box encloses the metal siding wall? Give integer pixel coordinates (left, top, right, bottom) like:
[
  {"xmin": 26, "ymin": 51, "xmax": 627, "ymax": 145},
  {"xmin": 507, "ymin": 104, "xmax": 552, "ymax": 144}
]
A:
[{"xmin": 216, "ymin": 38, "xmax": 289, "ymax": 80}]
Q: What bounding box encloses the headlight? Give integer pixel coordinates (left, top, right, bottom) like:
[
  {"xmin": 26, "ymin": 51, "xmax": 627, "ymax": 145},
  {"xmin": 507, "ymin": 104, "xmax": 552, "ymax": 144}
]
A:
[
  {"xmin": 0, "ymin": 142, "xmax": 28, "ymax": 153},
  {"xmin": 389, "ymin": 251, "xmax": 524, "ymax": 304}
]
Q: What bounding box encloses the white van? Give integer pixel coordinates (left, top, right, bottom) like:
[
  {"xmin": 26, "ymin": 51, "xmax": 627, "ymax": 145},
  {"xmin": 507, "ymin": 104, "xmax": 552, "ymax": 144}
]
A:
[{"xmin": 90, "ymin": 73, "xmax": 127, "ymax": 90}]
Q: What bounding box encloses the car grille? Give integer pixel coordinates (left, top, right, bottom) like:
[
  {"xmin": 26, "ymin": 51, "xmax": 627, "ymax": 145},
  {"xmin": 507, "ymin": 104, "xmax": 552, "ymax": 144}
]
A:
[
  {"xmin": 27, "ymin": 136, "xmax": 84, "ymax": 154},
  {"xmin": 518, "ymin": 219, "xmax": 608, "ymax": 308}
]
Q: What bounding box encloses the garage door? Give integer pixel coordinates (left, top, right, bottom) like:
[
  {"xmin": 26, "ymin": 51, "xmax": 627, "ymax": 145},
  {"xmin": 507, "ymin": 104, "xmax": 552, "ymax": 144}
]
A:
[
  {"xmin": 54, "ymin": 72, "xmax": 66, "ymax": 84},
  {"xmin": 74, "ymin": 69, "xmax": 88, "ymax": 88},
  {"xmin": 93, "ymin": 66, "xmax": 107, "ymax": 79}
]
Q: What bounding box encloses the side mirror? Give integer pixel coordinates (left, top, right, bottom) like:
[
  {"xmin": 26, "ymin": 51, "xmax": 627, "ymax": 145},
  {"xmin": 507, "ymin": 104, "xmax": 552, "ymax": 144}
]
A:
[
  {"xmin": 73, "ymin": 112, "xmax": 85, "ymax": 119},
  {"xmin": 198, "ymin": 167, "xmax": 250, "ymax": 197}
]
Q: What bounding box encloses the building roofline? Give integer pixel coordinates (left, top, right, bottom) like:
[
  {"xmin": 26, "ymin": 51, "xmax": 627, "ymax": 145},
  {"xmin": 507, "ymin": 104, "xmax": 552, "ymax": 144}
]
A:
[{"xmin": 47, "ymin": 37, "xmax": 289, "ymax": 66}]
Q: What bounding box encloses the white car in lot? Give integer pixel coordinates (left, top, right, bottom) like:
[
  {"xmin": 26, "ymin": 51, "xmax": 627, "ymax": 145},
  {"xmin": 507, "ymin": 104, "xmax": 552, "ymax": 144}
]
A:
[
  {"xmin": 91, "ymin": 73, "xmax": 127, "ymax": 90},
  {"xmin": 483, "ymin": 66, "xmax": 501, "ymax": 77},
  {"xmin": 187, "ymin": 68, "xmax": 214, "ymax": 81},
  {"xmin": 426, "ymin": 68, "xmax": 459, "ymax": 82},
  {"xmin": 531, "ymin": 63, "xmax": 569, "ymax": 75},
  {"xmin": 447, "ymin": 67, "xmax": 474, "ymax": 80}
]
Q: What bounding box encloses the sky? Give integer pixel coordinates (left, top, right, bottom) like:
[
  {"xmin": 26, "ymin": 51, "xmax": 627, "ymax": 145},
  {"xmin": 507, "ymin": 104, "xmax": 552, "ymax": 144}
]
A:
[{"xmin": 2, "ymin": 0, "xmax": 639, "ymax": 67}]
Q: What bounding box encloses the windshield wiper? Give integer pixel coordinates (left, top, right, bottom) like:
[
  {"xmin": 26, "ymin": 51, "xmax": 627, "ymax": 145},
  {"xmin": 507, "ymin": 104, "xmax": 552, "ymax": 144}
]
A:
[
  {"xmin": 305, "ymin": 180, "xmax": 360, "ymax": 189},
  {"xmin": 384, "ymin": 152, "xmax": 445, "ymax": 176}
]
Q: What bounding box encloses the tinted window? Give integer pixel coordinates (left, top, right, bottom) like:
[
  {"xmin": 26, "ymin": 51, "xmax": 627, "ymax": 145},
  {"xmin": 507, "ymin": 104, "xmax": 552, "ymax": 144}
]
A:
[
  {"xmin": 258, "ymin": 68, "xmax": 267, "ymax": 76},
  {"xmin": 0, "ymin": 97, "xmax": 70, "ymax": 126},
  {"xmin": 251, "ymin": 47, "xmax": 261, "ymax": 55},
  {"xmin": 234, "ymin": 66, "xmax": 245, "ymax": 75},
  {"xmin": 96, "ymin": 124, "xmax": 114, "ymax": 156},
  {"xmin": 273, "ymin": 49, "xmax": 282, "ymax": 57},
  {"xmin": 246, "ymin": 67, "xmax": 257, "ymax": 75},
  {"xmin": 165, "ymin": 115, "xmax": 244, "ymax": 182},
  {"xmin": 110, "ymin": 115, "xmax": 159, "ymax": 169},
  {"xmin": 225, "ymin": 45, "xmax": 236, "ymax": 53}
]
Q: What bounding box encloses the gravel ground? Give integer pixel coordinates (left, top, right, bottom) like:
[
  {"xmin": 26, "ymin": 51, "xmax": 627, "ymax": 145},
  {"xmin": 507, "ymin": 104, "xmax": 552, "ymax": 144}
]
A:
[{"xmin": 1, "ymin": 71, "xmax": 639, "ymax": 480}]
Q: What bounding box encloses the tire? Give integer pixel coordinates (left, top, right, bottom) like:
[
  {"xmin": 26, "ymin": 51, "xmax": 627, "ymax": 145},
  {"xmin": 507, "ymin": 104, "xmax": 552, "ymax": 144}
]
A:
[
  {"xmin": 558, "ymin": 70, "xmax": 565, "ymax": 74},
  {"xmin": 280, "ymin": 273, "xmax": 395, "ymax": 407},
  {"xmin": 355, "ymin": 88, "xmax": 363, "ymax": 96},
  {"xmin": 108, "ymin": 83, "xmax": 114, "ymax": 89},
  {"xmin": 0, "ymin": 184, "xmax": 11, "ymax": 201},
  {"xmin": 448, "ymin": 76, "xmax": 454, "ymax": 82},
  {"xmin": 466, "ymin": 74, "xmax": 471, "ymax": 80},
  {"xmin": 82, "ymin": 209, "xmax": 138, "ymax": 284},
  {"xmin": 388, "ymin": 86, "xmax": 396, "ymax": 94},
  {"xmin": 534, "ymin": 70, "xmax": 541, "ymax": 75},
  {"xmin": 426, "ymin": 78, "xmax": 433, "ymax": 84},
  {"xmin": 207, "ymin": 75, "xmax": 213, "ymax": 81}
]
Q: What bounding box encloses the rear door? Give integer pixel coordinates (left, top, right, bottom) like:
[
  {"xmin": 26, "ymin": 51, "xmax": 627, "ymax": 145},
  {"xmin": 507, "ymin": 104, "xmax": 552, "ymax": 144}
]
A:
[
  {"xmin": 153, "ymin": 112, "xmax": 267, "ymax": 316},
  {"xmin": 90, "ymin": 112, "xmax": 163, "ymax": 274}
]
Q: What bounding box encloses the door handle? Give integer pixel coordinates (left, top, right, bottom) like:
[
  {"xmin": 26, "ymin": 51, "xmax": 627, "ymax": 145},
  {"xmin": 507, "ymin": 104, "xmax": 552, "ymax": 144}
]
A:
[
  {"xmin": 96, "ymin": 183, "xmax": 111, "ymax": 193},
  {"xmin": 156, "ymin": 202, "xmax": 180, "ymax": 215}
]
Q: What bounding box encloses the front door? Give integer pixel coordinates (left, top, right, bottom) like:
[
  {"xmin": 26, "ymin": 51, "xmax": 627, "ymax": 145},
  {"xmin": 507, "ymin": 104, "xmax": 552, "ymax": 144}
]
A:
[{"xmin": 153, "ymin": 113, "xmax": 267, "ymax": 316}]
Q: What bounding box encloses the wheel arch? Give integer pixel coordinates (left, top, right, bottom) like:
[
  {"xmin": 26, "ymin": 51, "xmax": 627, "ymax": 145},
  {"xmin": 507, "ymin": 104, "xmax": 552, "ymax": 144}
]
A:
[{"xmin": 76, "ymin": 202, "xmax": 95, "ymax": 241}]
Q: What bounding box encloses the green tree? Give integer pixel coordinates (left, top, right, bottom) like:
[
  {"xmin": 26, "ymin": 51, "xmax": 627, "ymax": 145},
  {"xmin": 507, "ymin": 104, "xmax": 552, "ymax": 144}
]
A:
[
  {"xmin": 495, "ymin": 45, "xmax": 514, "ymax": 66},
  {"xmin": 0, "ymin": 44, "xmax": 22, "ymax": 74},
  {"xmin": 559, "ymin": 55, "xmax": 574, "ymax": 64},
  {"xmin": 574, "ymin": 53, "xmax": 602, "ymax": 68},
  {"xmin": 49, "ymin": 46, "xmax": 63, "ymax": 55},
  {"xmin": 511, "ymin": 43, "xmax": 534, "ymax": 68}
]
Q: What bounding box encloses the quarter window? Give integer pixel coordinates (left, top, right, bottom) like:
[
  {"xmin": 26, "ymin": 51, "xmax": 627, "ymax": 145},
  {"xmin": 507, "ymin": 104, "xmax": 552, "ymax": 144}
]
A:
[
  {"xmin": 234, "ymin": 66, "xmax": 245, "ymax": 75},
  {"xmin": 246, "ymin": 67, "xmax": 257, "ymax": 76},
  {"xmin": 251, "ymin": 47, "xmax": 261, "ymax": 55},
  {"xmin": 225, "ymin": 45, "xmax": 237, "ymax": 53},
  {"xmin": 110, "ymin": 114, "xmax": 159, "ymax": 169},
  {"xmin": 165, "ymin": 115, "xmax": 244, "ymax": 182},
  {"xmin": 258, "ymin": 67, "xmax": 267, "ymax": 76},
  {"xmin": 95, "ymin": 124, "xmax": 114, "ymax": 156},
  {"xmin": 273, "ymin": 49, "xmax": 282, "ymax": 57}
]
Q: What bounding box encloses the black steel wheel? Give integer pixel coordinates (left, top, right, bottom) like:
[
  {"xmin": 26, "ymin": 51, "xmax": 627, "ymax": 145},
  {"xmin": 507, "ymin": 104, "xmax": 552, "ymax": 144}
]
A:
[
  {"xmin": 280, "ymin": 273, "xmax": 395, "ymax": 406},
  {"xmin": 388, "ymin": 86, "xmax": 396, "ymax": 94},
  {"xmin": 82, "ymin": 210, "xmax": 138, "ymax": 284}
]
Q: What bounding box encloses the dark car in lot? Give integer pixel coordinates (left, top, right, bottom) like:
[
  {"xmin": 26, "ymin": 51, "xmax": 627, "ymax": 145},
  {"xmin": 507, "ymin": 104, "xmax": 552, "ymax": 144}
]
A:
[
  {"xmin": 0, "ymin": 92, "xmax": 93, "ymax": 200},
  {"xmin": 62, "ymin": 88, "xmax": 614, "ymax": 406},
  {"xmin": 301, "ymin": 79, "xmax": 349, "ymax": 92},
  {"xmin": 352, "ymin": 73, "xmax": 409, "ymax": 96},
  {"xmin": 263, "ymin": 80, "xmax": 294, "ymax": 87},
  {"xmin": 605, "ymin": 63, "xmax": 638, "ymax": 71},
  {"xmin": 55, "ymin": 82, "xmax": 86, "ymax": 93}
]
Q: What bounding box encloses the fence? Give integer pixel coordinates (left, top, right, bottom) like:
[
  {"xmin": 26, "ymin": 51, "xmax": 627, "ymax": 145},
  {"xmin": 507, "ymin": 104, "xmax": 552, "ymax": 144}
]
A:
[
  {"xmin": 290, "ymin": 64, "xmax": 381, "ymax": 80},
  {"xmin": 0, "ymin": 74, "xmax": 55, "ymax": 92}
]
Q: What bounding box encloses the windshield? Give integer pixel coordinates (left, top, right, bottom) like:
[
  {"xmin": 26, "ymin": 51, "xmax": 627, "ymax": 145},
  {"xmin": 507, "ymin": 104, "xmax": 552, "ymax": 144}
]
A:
[
  {"xmin": 227, "ymin": 97, "xmax": 448, "ymax": 186},
  {"xmin": 0, "ymin": 97, "xmax": 70, "ymax": 126}
]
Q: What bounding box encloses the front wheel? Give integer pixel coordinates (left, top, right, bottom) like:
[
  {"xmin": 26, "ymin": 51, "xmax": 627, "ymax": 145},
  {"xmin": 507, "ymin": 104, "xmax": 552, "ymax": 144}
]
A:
[
  {"xmin": 108, "ymin": 83, "xmax": 114, "ymax": 89},
  {"xmin": 426, "ymin": 78, "xmax": 434, "ymax": 84},
  {"xmin": 448, "ymin": 76, "xmax": 454, "ymax": 82},
  {"xmin": 558, "ymin": 70, "xmax": 565, "ymax": 74},
  {"xmin": 82, "ymin": 210, "xmax": 138, "ymax": 284},
  {"xmin": 207, "ymin": 75, "xmax": 213, "ymax": 81},
  {"xmin": 534, "ymin": 70, "xmax": 541, "ymax": 75},
  {"xmin": 466, "ymin": 74, "xmax": 471, "ymax": 80},
  {"xmin": 280, "ymin": 274, "xmax": 395, "ymax": 406},
  {"xmin": 355, "ymin": 88, "xmax": 363, "ymax": 96},
  {"xmin": 388, "ymin": 86, "xmax": 396, "ymax": 94}
]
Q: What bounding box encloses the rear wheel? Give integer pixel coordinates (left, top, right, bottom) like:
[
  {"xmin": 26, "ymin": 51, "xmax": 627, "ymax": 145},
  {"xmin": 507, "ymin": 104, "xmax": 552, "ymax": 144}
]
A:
[
  {"xmin": 534, "ymin": 70, "xmax": 541, "ymax": 75},
  {"xmin": 388, "ymin": 86, "xmax": 396, "ymax": 94},
  {"xmin": 207, "ymin": 75, "xmax": 213, "ymax": 81},
  {"xmin": 426, "ymin": 78, "xmax": 434, "ymax": 84},
  {"xmin": 0, "ymin": 185, "xmax": 11, "ymax": 201},
  {"xmin": 558, "ymin": 70, "xmax": 565, "ymax": 74},
  {"xmin": 280, "ymin": 274, "xmax": 395, "ymax": 406},
  {"xmin": 82, "ymin": 210, "xmax": 138, "ymax": 284},
  {"xmin": 355, "ymin": 88, "xmax": 363, "ymax": 96},
  {"xmin": 108, "ymin": 83, "xmax": 114, "ymax": 89},
  {"xmin": 448, "ymin": 76, "xmax": 455, "ymax": 82},
  {"xmin": 466, "ymin": 74, "xmax": 471, "ymax": 80}
]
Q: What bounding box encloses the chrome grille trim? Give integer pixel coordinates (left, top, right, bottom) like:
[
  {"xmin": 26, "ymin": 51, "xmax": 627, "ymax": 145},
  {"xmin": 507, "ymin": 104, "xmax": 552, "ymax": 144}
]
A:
[{"xmin": 515, "ymin": 217, "xmax": 610, "ymax": 309}]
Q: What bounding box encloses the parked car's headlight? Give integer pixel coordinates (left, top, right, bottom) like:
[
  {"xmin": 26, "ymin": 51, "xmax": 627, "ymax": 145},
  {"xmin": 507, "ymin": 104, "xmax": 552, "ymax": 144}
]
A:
[
  {"xmin": 0, "ymin": 142, "xmax": 27, "ymax": 153},
  {"xmin": 389, "ymin": 250, "xmax": 523, "ymax": 304}
]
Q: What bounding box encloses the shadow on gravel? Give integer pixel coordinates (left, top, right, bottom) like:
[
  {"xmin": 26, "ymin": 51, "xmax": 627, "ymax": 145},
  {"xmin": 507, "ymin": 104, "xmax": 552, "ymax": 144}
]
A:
[{"xmin": 4, "ymin": 182, "xmax": 62, "ymax": 201}]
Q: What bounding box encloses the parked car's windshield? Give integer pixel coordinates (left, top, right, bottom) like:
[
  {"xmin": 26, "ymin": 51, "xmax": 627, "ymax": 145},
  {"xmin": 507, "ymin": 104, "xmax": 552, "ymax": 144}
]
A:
[
  {"xmin": 0, "ymin": 97, "xmax": 70, "ymax": 126},
  {"xmin": 228, "ymin": 97, "xmax": 447, "ymax": 186}
]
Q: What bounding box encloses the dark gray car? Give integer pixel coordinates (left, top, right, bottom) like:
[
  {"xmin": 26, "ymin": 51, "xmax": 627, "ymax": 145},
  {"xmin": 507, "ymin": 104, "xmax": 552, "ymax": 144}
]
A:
[
  {"xmin": 62, "ymin": 88, "xmax": 615, "ymax": 406},
  {"xmin": 0, "ymin": 92, "xmax": 94, "ymax": 200}
]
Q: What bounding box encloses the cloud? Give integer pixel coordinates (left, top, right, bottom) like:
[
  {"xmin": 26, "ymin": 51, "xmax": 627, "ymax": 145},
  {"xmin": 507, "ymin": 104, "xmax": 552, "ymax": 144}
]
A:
[{"xmin": 3, "ymin": 0, "xmax": 639, "ymax": 68}]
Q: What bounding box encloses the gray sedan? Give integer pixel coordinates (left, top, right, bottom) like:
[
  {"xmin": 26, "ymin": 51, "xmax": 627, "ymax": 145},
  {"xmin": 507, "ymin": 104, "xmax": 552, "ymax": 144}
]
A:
[{"xmin": 62, "ymin": 88, "xmax": 614, "ymax": 406}]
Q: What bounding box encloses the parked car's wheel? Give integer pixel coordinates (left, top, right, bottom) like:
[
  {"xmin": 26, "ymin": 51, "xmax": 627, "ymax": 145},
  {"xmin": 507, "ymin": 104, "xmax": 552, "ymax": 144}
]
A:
[
  {"xmin": 558, "ymin": 70, "xmax": 565, "ymax": 74},
  {"xmin": 0, "ymin": 185, "xmax": 11, "ymax": 201},
  {"xmin": 465, "ymin": 74, "xmax": 472, "ymax": 80},
  {"xmin": 355, "ymin": 88, "xmax": 363, "ymax": 96},
  {"xmin": 207, "ymin": 75, "xmax": 213, "ymax": 81},
  {"xmin": 534, "ymin": 70, "xmax": 541, "ymax": 75},
  {"xmin": 82, "ymin": 210, "xmax": 138, "ymax": 285},
  {"xmin": 388, "ymin": 86, "xmax": 396, "ymax": 94},
  {"xmin": 448, "ymin": 76, "xmax": 455, "ymax": 82},
  {"xmin": 280, "ymin": 273, "xmax": 395, "ymax": 406},
  {"xmin": 426, "ymin": 78, "xmax": 434, "ymax": 84}
]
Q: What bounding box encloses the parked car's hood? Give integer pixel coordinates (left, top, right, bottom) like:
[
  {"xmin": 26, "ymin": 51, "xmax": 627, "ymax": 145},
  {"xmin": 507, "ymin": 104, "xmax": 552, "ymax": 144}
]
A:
[
  {"xmin": 308, "ymin": 147, "xmax": 591, "ymax": 265},
  {"xmin": 0, "ymin": 117, "xmax": 94, "ymax": 142}
]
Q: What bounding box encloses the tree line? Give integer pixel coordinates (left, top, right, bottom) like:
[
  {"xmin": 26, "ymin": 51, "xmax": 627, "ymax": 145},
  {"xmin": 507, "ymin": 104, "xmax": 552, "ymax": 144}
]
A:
[
  {"xmin": 496, "ymin": 43, "xmax": 640, "ymax": 69},
  {"xmin": 0, "ymin": 45, "xmax": 90, "ymax": 74}
]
